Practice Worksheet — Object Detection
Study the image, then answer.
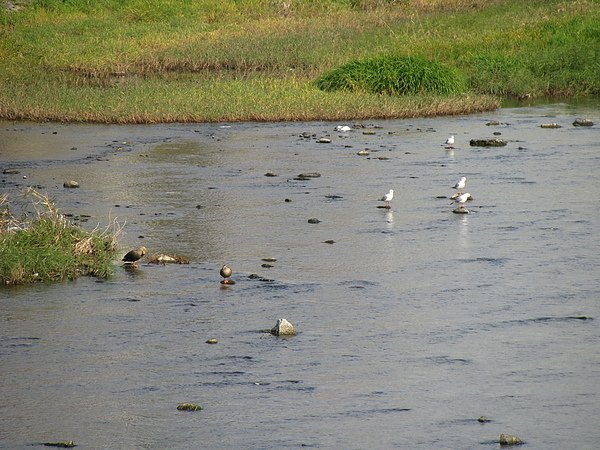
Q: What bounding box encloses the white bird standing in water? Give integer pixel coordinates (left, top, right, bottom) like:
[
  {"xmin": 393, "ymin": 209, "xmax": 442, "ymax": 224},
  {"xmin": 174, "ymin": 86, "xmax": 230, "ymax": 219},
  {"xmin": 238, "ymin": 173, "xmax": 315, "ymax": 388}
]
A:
[
  {"xmin": 444, "ymin": 135, "xmax": 455, "ymax": 148},
  {"xmin": 453, "ymin": 176, "xmax": 467, "ymax": 193},
  {"xmin": 453, "ymin": 192, "xmax": 471, "ymax": 208},
  {"xmin": 380, "ymin": 189, "xmax": 394, "ymax": 208}
]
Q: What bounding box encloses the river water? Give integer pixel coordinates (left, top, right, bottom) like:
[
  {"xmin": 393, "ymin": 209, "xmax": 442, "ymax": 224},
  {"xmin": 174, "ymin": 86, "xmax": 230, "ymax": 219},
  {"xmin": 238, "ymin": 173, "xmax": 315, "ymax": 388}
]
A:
[{"xmin": 1, "ymin": 101, "xmax": 599, "ymax": 449}]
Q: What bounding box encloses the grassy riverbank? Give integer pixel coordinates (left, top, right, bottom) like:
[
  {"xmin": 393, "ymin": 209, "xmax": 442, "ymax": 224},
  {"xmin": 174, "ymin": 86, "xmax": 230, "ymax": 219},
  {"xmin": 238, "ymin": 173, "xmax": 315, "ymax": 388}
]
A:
[
  {"xmin": 0, "ymin": 189, "xmax": 119, "ymax": 285},
  {"xmin": 0, "ymin": 0, "xmax": 598, "ymax": 123}
]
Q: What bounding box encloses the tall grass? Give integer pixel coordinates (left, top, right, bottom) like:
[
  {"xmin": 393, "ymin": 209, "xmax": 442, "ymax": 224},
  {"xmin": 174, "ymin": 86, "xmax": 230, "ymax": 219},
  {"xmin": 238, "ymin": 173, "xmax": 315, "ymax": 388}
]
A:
[
  {"xmin": 0, "ymin": 0, "xmax": 598, "ymax": 123},
  {"xmin": 315, "ymin": 55, "xmax": 466, "ymax": 95},
  {"xmin": 0, "ymin": 189, "xmax": 120, "ymax": 285}
]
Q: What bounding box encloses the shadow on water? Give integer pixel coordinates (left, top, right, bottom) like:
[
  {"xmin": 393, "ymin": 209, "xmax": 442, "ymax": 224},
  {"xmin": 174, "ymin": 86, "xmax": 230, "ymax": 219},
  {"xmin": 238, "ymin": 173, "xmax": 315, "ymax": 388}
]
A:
[{"xmin": 1, "ymin": 100, "xmax": 600, "ymax": 449}]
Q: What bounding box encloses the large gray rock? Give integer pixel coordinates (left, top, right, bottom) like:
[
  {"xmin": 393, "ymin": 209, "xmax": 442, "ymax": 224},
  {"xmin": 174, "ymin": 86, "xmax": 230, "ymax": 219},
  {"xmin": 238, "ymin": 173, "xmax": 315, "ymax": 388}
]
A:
[{"xmin": 271, "ymin": 318, "xmax": 296, "ymax": 336}]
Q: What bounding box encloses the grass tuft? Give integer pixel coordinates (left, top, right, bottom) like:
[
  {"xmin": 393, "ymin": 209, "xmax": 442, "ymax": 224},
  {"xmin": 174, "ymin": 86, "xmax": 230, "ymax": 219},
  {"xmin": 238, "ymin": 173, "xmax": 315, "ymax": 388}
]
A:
[
  {"xmin": 0, "ymin": 189, "xmax": 121, "ymax": 285},
  {"xmin": 315, "ymin": 55, "xmax": 467, "ymax": 96}
]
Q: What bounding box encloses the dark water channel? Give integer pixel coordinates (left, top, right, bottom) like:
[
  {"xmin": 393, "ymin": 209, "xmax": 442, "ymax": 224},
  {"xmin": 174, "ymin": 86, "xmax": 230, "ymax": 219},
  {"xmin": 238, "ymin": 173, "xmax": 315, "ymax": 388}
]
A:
[{"xmin": 1, "ymin": 101, "xmax": 599, "ymax": 449}]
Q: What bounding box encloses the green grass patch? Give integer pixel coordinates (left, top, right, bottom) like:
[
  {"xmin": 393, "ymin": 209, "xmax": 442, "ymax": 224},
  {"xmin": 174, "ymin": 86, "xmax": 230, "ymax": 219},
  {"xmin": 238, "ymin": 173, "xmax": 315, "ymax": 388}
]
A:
[
  {"xmin": 0, "ymin": 189, "xmax": 120, "ymax": 285},
  {"xmin": 315, "ymin": 55, "xmax": 467, "ymax": 96},
  {"xmin": 0, "ymin": 0, "xmax": 598, "ymax": 123}
]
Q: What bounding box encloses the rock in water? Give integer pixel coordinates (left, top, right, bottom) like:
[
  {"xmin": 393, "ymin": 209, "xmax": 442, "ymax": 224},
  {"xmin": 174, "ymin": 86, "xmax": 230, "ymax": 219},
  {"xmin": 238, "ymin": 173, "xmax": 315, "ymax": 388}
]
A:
[
  {"xmin": 43, "ymin": 442, "xmax": 76, "ymax": 448},
  {"xmin": 298, "ymin": 172, "xmax": 321, "ymax": 178},
  {"xmin": 469, "ymin": 138, "xmax": 507, "ymax": 147},
  {"xmin": 177, "ymin": 403, "xmax": 202, "ymax": 411},
  {"xmin": 271, "ymin": 318, "xmax": 296, "ymax": 336},
  {"xmin": 573, "ymin": 118, "xmax": 593, "ymax": 127},
  {"xmin": 63, "ymin": 180, "xmax": 79, "ymax": 188},
  {"xmin": 499, "ymin": 433, "xmax": 524, "ymax": 445},
  {"xmin": 452, "ymin": 207, "xmax": 470, "ymax": 214}
]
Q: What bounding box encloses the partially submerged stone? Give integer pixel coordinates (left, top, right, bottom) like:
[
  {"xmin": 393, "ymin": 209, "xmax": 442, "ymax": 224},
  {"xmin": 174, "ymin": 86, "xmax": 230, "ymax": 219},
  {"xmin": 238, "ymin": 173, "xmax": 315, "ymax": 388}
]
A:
[
  {"xmin": 43, "ymin": 442, "xmax": 76, "ymax": 448},
  {"xmin": 540, "ymin": 123, "xmax": 562, "ymax": 128},
  {"xmin": 264, "ymin": 171, "xmax": 278, "ymax": 177},
  {"xmin": 63, "ymin": 180, "xmax": 79, "ymax": 188},
  {"xmin": 271, "ymin": 318, "xmax": 296, "ymax": 336},
  {"xmin": 147, "ymin": 253, "xmax": 190, "ymax": 264},
  {"xmin": 357, "ymin": 149, "xmax": 370, "ymax": 156},
  {"xmin": 177, "ymin": 402, "xmax": 203, "ymax": 411},
  {"xmin": 206, "ymin": 338, "xmax": 218, "ymax": 344},
  {"xmin": 295, "ymin": 172, "xmax": 322, "ymax": 181},
  {"xmin": 499, "ymin": 433, "xmax": 524, "ymax": 446},
  {"xmin": 573, "ymin": 118, "xmax": 593, "ymax": 127},
  {"xmin": 469, "ymin": 138, "xmax": 507, "ymax": 147},
  {"xmin": 453, "ymin": 207, "xmax": 470, "ymax": 214},
  {"xmin": 298, "ymin": 172, "xmax": 321, "ymax": 178},
  {"xmin": 317, "ymin": 137, "xmax": 331, "ymax": 143},
  {"xmin": 307, "ymin": 218, "xmax": 321, "ymax": 224},
  {"xmin": 477, "ymin": 416, "xmax": 491, "ymax": 423}
]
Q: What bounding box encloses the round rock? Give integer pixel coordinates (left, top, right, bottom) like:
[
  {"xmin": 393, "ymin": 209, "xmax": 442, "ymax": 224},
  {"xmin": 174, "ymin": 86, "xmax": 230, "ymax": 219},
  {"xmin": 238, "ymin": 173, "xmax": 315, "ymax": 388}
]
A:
[{"xmin": 499, "ymin": 433, "xmax": 523, "ymax": 446}]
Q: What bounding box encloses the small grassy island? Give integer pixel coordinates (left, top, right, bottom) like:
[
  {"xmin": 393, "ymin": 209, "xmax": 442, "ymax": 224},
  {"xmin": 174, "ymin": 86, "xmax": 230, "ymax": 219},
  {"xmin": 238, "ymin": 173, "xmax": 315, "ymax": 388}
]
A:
[
  {"xmin": 0, "ymin": 0, "xmax": 598, "ymax": 123},
  {"xmin": 0, "ymin": 189, "xmax": 119, "ymax": 285}
]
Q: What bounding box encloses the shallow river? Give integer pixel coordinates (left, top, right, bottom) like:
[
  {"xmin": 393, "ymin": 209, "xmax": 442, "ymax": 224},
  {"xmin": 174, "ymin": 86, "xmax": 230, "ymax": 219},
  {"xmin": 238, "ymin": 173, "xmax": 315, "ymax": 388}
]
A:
[{"xmin": 1, "ymin": 101, "xmax": 599, "ymax": 449}]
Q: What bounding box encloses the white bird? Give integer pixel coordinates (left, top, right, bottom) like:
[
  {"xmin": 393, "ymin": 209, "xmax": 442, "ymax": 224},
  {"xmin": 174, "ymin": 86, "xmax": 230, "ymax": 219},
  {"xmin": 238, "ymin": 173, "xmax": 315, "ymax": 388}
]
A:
[
  {"xmin": 453, "ymin": 176, "xmax": 467, "ymax": 192},
  {"xmin": 335, "ymin": 125, "xmax": 352, "ymax": 132},
  {"xmin": 380, "ymin": 189, "xmax": 394, "ymax": 208},
  {"xmin": 453, "ymin": 192, "xmax": 471, "ymax": 208},
  {"xmin": 444, "ymin": 135, "xmax": 455, "ymax": 147}
]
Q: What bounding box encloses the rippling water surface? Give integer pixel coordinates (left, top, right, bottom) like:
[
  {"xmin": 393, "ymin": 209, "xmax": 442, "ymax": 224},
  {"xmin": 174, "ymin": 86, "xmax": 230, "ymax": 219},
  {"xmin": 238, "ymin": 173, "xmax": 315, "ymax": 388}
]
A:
[{"xmin": 1, "ymin": 102, "xmax": 599, "ymax": 449}]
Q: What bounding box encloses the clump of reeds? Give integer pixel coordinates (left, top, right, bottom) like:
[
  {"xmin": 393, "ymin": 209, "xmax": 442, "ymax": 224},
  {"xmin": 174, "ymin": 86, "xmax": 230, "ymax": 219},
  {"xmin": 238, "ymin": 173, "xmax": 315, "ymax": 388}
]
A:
[
  {"xmin": 0, "ymin": 188, "xmax": 121, "ymax": 285},
  {"xmin": 315, "ymin": 55, "xmax": 467, "ymax": 96}
]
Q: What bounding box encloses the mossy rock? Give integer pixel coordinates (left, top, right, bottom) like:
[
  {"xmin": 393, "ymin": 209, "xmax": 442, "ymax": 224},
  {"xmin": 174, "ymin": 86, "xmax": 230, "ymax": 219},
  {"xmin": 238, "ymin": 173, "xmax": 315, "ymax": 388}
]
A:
[
  {"xmin": 469, "ymin": 138, "xmax": 507, "ymax": 147},
  {"xmin": 315, "ymin": 55, "xmax": 466, "ymax": 96},
  {"xmin": 177, "ymin": 403, "xmax": 203, "ymax": 411}
]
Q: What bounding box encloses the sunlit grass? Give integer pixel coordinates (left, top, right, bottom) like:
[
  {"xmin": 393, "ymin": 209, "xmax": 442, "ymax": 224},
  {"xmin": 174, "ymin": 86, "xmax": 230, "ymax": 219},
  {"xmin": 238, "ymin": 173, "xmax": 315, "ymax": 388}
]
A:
[{"xmin": 0, "ymin": 0, "xmax": 598, "ymax": 123}]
